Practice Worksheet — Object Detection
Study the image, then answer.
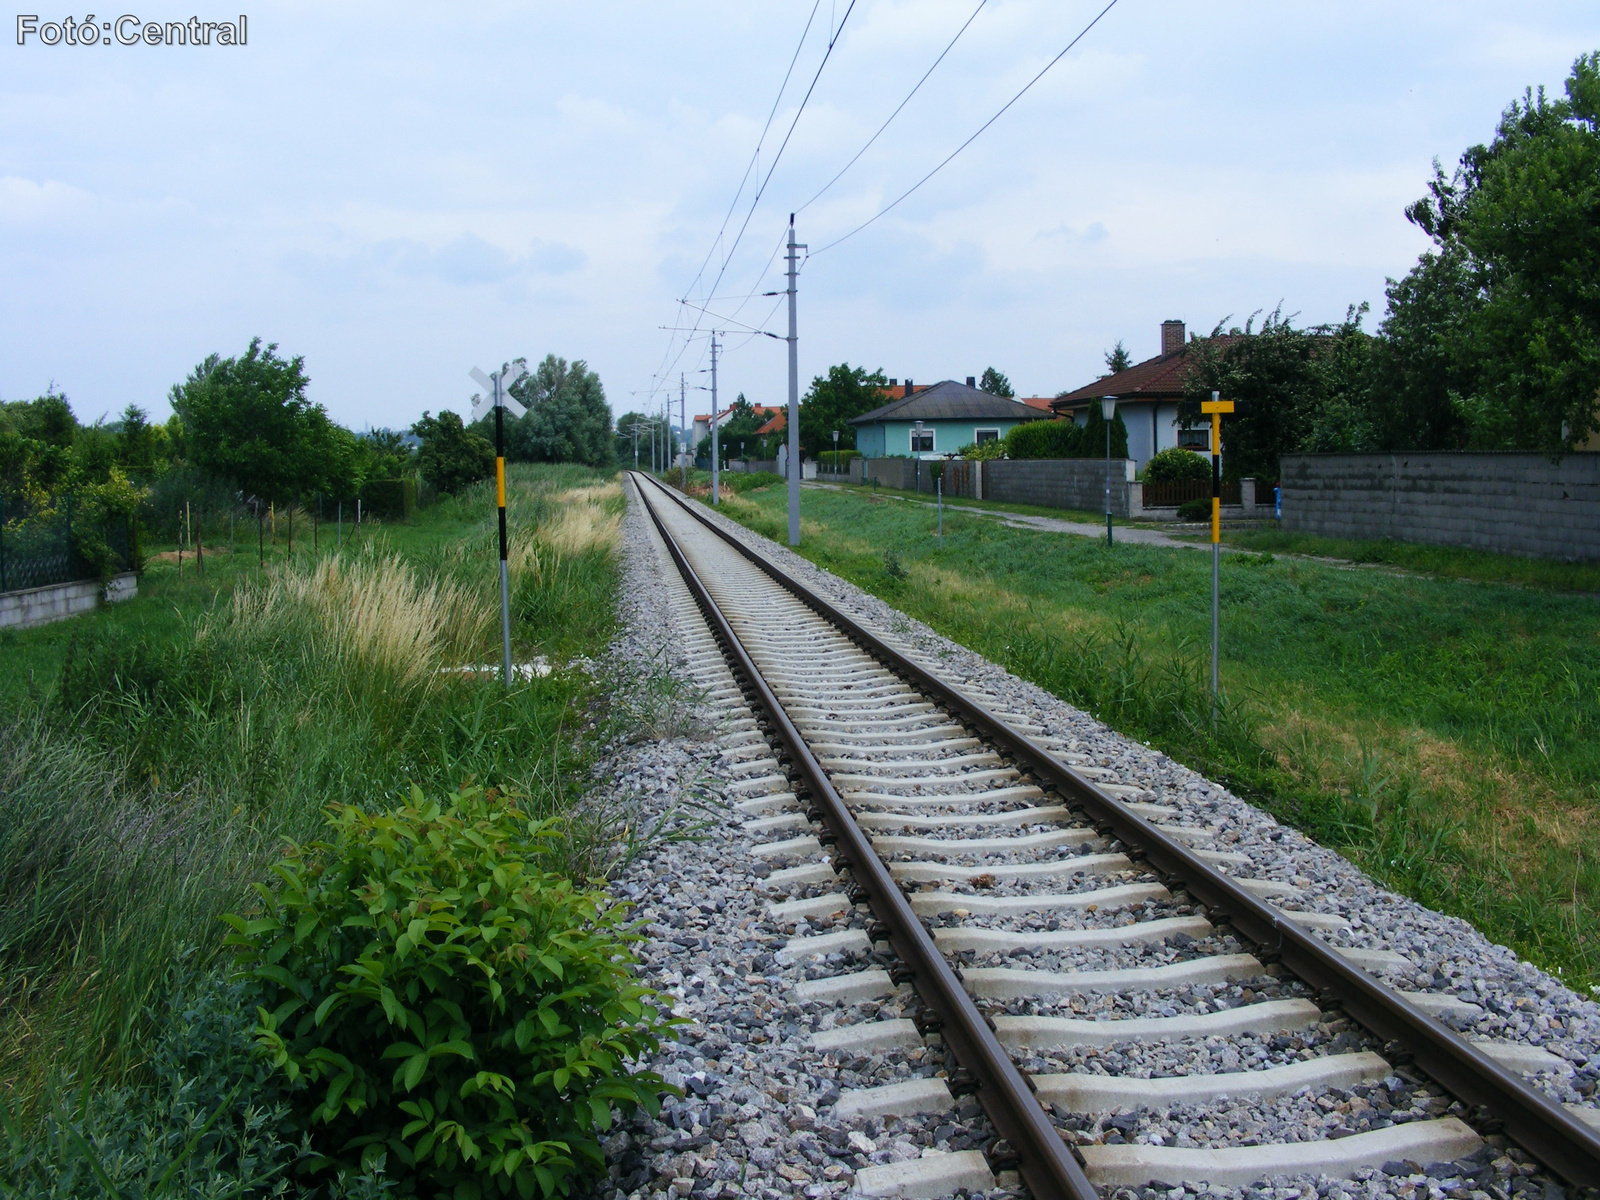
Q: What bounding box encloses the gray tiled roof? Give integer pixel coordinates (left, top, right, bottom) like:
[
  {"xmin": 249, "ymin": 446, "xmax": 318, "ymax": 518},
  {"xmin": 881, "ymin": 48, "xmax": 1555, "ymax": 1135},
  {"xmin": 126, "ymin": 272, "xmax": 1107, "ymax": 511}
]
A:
[{"xmin": 849, "ymin": 380, "xmax": 1052, "ymax": 425}]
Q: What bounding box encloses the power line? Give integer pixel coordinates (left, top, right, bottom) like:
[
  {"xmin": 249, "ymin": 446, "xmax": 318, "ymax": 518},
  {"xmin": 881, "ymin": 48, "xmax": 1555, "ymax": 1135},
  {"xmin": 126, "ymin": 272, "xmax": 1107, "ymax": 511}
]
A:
[
  {"xmin": 644, "ymin": 1, "xmax": 823, "ymax": 409},
  {"xmin": 796, "ymin": 0, "xmax": 987, "ymax": 216},
  {"xmin": 683, "ymin": 0, "xmax": 858, "ymax": 330},
  {"xmin": 812, "ymin": 0, "xmax": 1121, "ymax": 256},
  {"xmin": 675, "ymin": 0, "xmax": 824, "ymax": 316},
  {"xmin": 650, "ymin": 1, "xmax": 858, "ymax": 402}
]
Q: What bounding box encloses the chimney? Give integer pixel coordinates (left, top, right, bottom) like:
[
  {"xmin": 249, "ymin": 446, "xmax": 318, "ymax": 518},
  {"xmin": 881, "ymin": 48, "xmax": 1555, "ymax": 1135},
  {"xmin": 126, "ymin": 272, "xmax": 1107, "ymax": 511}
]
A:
[
  {"xmin": 966, "ymin": 376, "xmax": 976, "ymax": 388},
  {"xmin": 888, "ymin": 378, "xmax": 898, "ymax": 386},
  {"xmin": 904, "ymin": 379, "xmax": 913, "ymax": 397},
  {"xmin": 1161, "ymin": 320, "xmax": 1185, "ymax": 357}
]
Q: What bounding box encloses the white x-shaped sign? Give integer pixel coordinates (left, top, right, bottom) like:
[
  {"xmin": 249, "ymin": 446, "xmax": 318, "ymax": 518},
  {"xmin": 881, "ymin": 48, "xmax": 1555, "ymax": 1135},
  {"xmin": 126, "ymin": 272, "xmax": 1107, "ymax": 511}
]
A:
[{"xmin": 469, "ymin": 361, "xmax": 528, "ymax": 420}]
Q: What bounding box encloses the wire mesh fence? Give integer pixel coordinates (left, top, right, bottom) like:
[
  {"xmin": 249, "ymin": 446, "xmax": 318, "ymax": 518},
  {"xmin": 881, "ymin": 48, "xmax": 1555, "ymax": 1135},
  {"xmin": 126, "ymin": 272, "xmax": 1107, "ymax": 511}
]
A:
[{"xmin": 0, "ymin": 495, "xmax": 134, "ymax": 594}]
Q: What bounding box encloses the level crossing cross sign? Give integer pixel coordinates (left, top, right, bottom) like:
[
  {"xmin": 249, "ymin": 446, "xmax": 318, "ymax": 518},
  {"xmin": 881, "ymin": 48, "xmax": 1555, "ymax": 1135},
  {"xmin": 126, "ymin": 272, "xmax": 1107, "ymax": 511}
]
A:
[
  {"xmin": 469, "ymin": 363, "xmax": 527, "ymax": 420},
  {"xmin": 469, "ymin": 360, "xmax": 528, "ymax": 688}
]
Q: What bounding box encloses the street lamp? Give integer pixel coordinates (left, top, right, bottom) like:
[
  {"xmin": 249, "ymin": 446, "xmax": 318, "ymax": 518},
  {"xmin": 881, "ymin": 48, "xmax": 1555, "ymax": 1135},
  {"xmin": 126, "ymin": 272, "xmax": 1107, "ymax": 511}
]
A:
[
  {"xmin": 914, "ymin": 420, "xmax": 925, "ymax": 493},
  {"xmin": 832, "ymin": 429, "xmax": 839, "ymax": 478},
  {"xmin": 1101, "ymin": 395, "xmax": 1117, "ymax": 546}
]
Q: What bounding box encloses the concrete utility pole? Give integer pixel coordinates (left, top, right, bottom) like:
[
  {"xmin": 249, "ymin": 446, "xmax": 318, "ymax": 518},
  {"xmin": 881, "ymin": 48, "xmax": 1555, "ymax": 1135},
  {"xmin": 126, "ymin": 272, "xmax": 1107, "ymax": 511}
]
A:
[
  {"xmin": 785, "ymin": 214, "xmax": 806, "ymax": 546},
  {"xmin": 470, "ymin": 361, "xmax": 528, "ymax": 689},
  {"xmin": 680, "ymin": 372, "xmax": 689, "ymax": 490},
  {"xmin": 710, "ymin": 332, "xmax": 721, "ymax": 506}
]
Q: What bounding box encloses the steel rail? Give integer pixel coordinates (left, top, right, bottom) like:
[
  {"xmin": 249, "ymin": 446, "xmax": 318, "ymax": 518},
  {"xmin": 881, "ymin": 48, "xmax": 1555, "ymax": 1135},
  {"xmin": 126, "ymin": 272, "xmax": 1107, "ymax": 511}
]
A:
[
  {"xmin": 633, "ymin": 470, "xmax": 1600, "ymax": 1189},
  {"xmin": 633, "ymin": 474, "xmax": 1097, "ymax": 1200}
]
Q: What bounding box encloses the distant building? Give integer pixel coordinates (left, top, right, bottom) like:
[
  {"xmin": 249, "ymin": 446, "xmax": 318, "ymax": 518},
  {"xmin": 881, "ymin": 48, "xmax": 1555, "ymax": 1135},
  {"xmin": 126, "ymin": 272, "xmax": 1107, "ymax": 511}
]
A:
[
  {"xmin": 689, "ymin": 404, "xmax": 784, "ymax": 450},
  {"xmin": 850, "ymin": 379, "xmax": 1049, "ymax": 458},
  {"xmin": 1052, "ymin": 320, "xmax": 1237, "ymax": 470}
]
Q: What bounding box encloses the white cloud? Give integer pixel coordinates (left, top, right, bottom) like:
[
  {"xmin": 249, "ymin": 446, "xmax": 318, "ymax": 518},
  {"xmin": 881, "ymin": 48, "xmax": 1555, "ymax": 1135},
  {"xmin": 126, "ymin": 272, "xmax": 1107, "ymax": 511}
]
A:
[{"xmin": 0, "ymin": 176, "xmax": 92, "ymax": 224}]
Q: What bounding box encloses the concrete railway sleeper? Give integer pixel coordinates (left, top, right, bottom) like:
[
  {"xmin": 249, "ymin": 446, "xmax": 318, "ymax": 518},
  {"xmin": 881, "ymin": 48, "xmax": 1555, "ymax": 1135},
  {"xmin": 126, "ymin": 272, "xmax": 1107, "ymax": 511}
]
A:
[{"xmin": 627, "ymin": 471, "xmax": 1600, "ymax": 1200}]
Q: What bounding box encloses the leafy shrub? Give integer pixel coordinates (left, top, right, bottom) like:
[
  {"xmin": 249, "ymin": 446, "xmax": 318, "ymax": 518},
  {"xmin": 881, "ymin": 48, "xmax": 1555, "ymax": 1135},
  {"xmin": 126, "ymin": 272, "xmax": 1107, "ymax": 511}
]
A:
[
  {"xmin": 1141, "ymin": 448, "xmax": 1210, "ymax": 483},
  {"xmin": 1003, "ymin": 420, "xmax": 1084, "ymax": 459},
  {"xmin": 718, "ymin": 470, "xmax": 783, "ymax": 494},
  {"xmin": 225, "ymin": 786, "xmax": 675, "ymax": 1199},
  {"xmin": 1177, "ymin": 498, "xmax": 1213, "ymax": 521},
  {"xmin": 816, "ymin": 450, "xmax": 860, "ymax": 471},
  {"xmin": 359, "ymin": 479, "xmax": 418, "ymax": 522},
  {"xmin": 0, "ymin": 964, "xmax": 398, "ymax": 1199},
  {"xmin": 957, "ymin": 440, "xmax": 1004, "ymax": 461}
]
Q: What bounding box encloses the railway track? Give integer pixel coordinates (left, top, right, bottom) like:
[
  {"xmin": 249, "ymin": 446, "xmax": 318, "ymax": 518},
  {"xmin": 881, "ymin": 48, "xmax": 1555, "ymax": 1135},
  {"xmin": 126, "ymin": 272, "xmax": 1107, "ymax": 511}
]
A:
[{"xmin": 626, "ymin": 470, "xmax": 1600, "ymax": 1200}]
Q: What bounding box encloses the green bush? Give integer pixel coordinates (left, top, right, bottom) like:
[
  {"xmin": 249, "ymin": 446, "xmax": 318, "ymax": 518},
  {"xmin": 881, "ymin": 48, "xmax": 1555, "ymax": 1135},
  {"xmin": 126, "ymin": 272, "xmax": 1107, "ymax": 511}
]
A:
[
  {"xmin": 816, "ymin": 450, "xmax": 860, "ymax": 472},
  {"xmin": 1003, "ymin": 420, "xmax": 1084, "ymax": 459},
  {"xmin": 1177, "ymin": 497, "xmax": 1213, "ymax": 521},
  {"xmin": 957, "ymin": 440, "xmax": 1005, "ymax": 461},
  {"xmin": 359, "ymin": 479, "xmax": 417, "ymax": 522},
  {"xmin": 225, "ymin": 786, "xmax": 676, "ymax": 1198},
  {"xmin": 0, "ymin": 965, "xmax": 397, "ymax": 1199},
  {"xmin": 1141, "ymin": 448, "xmax": 1210, "ymax": 483},
  {"xmin": 718, "ymin": 470, "xmax": 783, "ymax": 494}
]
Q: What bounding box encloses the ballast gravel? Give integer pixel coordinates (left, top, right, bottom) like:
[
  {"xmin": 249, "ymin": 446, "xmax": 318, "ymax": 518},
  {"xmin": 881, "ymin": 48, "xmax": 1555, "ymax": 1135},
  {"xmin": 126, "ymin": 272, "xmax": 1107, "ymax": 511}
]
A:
[{"xmin": 585, "ymin": 481, "xmax": 1596, "ymax": 1200}]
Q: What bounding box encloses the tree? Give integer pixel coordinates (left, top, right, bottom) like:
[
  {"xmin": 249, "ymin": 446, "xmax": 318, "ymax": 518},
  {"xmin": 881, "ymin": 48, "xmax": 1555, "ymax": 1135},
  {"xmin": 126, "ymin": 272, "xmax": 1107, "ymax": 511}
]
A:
[
  {"xmin": 1082, "ymin": 402, "xmax": 1129, "ymax": 460},
  {"xmin": 613, "ymin": 411, "xmax": 671, "ymax": 467},
  {"xmin": 116, "ymin": 405, "xmax": 166, "ymax": 479},
  {"xmin": 171, "ymin": 338, "xmax": 337, "ymax": 511},
  {"xmin": 978, "ymin": 367, "xmax": 1014, "ymax": 398},
  {"xmin": 1387, "ymin": 52, "xmax": 1600, "ymax": 450},
  {"xmin": 798, "ymin": 364, "xmax": 888, "ymax": 457},
  {"xmin": 412, "ymin": 410, "xmax": 494, "ymax": 495},
  {"xmin": 1104, "ymin": 341, "xmax": 1134, "ymax": 375},
  {"xmin": 486, "ymin": 355, "xmax": 615, "ymax": 467},
  {"xmin": 1181, "ymin": 308, "xmax": 1374, "ymax": 480}
]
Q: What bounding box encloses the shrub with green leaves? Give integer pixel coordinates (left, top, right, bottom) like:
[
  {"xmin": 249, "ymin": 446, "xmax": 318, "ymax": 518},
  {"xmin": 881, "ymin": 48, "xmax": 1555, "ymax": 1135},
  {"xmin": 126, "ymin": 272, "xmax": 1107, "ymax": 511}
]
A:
[
  {"xmin": 1140, "ymin": 447, "xmax": 1210, "ymax": 483},
  {"xmin": 1003, "ymin": 419, "xmax": 1084, "ymax": 459},
  {"xmin": 224, "ymin": 787, "xmax": 676, "ymax": 1199}
]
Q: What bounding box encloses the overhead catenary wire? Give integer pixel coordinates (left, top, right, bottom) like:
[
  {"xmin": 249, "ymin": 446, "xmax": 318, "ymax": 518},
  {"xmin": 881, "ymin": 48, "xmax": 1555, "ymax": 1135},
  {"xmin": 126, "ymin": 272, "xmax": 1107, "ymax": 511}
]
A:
[
  {"xmin": 811, "ymin": 0, "xmax": 1121, "ymax": 256},
  {"xmin": 650, "ymin": 0, "xmax": 859, "ymax": 400},
  {"xmin": 795, "ymin": 0, "xmax": 988, "ymax": 216}
]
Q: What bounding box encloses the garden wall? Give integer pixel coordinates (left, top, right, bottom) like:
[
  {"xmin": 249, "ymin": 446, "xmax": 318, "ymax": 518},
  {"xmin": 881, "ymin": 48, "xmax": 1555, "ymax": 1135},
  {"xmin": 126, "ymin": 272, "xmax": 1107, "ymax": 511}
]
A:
[{"xmin": 1279, "ymin": 452, "xmax": 1600, "ymax": 560}]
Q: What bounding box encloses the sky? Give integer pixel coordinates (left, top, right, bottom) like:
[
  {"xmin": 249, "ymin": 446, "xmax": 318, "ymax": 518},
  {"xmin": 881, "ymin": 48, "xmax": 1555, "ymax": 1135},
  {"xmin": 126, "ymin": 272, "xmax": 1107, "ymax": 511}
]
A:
[{"xmin": 3, "ymin": 1, "xmax": 1598, "ymax": 432}]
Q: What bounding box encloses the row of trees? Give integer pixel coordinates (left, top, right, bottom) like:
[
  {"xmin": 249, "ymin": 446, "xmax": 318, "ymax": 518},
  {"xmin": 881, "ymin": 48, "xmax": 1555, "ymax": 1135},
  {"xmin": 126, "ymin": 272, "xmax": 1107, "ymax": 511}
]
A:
[
  {"xmin": 2, "ymin": 341, "xmax": 617, "ymax": 551},
  {"xmin": 1180, "ymin": 52, "xmax": 1600, "ymax": 479}
]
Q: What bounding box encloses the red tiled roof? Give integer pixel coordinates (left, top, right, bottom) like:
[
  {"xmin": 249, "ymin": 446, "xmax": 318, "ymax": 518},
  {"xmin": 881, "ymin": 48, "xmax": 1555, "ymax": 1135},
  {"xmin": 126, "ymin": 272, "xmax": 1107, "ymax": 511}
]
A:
[
  {"xmin": 1014, "ymin": 396, "xmax": 1056, "ymax": 411},
  {"xmin": 756, "ymin": 410, "xmax": 786, "ymax": 435},
  {"xmin": 1051, "ymin": 337, "xmax": 1241, "ymax": 410}
]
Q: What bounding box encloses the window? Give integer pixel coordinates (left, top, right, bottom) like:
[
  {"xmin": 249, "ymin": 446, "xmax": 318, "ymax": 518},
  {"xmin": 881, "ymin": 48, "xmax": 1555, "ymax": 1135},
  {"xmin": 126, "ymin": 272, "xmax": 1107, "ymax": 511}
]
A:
[
  {"xmin": 911, "ymin": 430, "xmax": 934, "ymax": 453},
  {"xmin": 974, "ymin": 428, "xmax": 1000, "ymax": 445},
  {"xmin": 1177, "ymin": 421, "xmax": 1209, "ymax": 450}
]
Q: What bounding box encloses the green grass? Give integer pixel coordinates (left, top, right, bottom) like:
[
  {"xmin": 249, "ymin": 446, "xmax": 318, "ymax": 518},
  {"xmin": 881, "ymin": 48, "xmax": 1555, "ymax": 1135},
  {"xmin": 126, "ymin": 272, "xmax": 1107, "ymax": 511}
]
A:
[
  {"xmin": 1206, "ymin": 527, "xmax": 1600, "ymax": 593},
  {"xmin": 0, "ymin": 465, "xmax": 629, "ymax": 1115},
  {"xmin": 712, "ymin": 484, "xmax": 1600, "ymax": 991}
]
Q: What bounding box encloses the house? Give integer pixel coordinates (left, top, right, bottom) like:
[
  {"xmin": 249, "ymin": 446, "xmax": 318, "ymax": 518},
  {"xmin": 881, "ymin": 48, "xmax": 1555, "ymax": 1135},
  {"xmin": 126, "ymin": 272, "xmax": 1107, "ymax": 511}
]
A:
[
  {"xmin": 689, "ymin": 404, "xmax": 784, "ymax": 450},
  {"xmin": 850, "ymin": 378, "xmax": 1050, "ymax": 458},
  {"xmin": 1052, "ymin": 320, "xmax": 1236, "ymax": 471}
]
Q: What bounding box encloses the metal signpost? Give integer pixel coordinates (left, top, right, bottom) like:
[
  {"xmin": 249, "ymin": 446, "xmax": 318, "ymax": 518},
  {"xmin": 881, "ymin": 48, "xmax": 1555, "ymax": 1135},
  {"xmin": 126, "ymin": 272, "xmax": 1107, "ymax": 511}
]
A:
[
  {"xmin": 470, "ymin": 362, "xmax": 528, "ymax": 689},
  {"xmin": 1202, "ymin": 390, "xmax": 1235, "ymax": 714},
  {"xmin": 1101, "ymin": 395, "xmax": 1117, "ymax": 546}
]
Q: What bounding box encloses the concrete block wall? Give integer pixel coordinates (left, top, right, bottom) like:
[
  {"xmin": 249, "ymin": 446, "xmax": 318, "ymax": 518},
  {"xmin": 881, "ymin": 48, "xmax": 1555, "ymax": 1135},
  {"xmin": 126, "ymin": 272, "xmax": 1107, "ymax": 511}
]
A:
[
  {"xmin": 862, "ymin": 457, "xmax": 1137, "ymax": 512},
  {"xmin": 0, "ymin": 570, "xmax": 138, "ymax": 630},
  {"xmin": 981, "ymin": 458, "xmax": 1137, "ymax": 515},
  {"xmin": 1280, "ymin": 453, "xmax": 1600, "ymax": 560}
]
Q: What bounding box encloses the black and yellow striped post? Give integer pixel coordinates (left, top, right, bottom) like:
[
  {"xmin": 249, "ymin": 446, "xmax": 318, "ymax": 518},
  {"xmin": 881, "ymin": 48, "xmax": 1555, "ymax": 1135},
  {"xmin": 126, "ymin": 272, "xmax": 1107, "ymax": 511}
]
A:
[
  {"xmin": 495, "ymin": 393, "xmax": 510, "ymax": 686},
  {"xmin": 1201, "ymin": 391, "xmax": 1234, "ymax": 711},
  {"xmin": 470, "ymin": 362, "xmax": 527, "ymax": 689}
]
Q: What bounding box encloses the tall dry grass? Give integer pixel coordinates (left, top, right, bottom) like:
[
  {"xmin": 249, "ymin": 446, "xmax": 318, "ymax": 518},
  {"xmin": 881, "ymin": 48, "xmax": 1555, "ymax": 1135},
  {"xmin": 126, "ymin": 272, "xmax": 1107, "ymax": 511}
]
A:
[{"xmin": 223, "ymin": 551, "xmax": 492, "ymax": 693}]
